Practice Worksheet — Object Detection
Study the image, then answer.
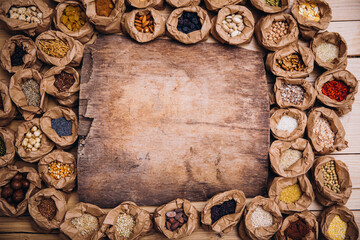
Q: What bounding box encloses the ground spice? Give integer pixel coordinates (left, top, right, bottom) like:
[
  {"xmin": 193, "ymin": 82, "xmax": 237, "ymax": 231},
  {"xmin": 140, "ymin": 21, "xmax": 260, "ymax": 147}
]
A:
[
  {"xmin": 71, "ymin": 213, "xmax": 99, "ymax": 236},
  {"xmin": 322, "ymin": 80, "xmax": 349, "ymax": 102},
  {"xmin": 280, "ymin": 149, "xmax": 302, "ymax": 170},
  {"xmin": 22, "ymin": 125, "xmax": 42, "ymax": 152},
  {"xmin": 51, "ymin": 117, "xmax": 72, "ymax": 137},
  {"xmin": 54, "ymin": 71, "xmax": 75, "ymax": 92},
  {"xmin": 322, "ymin": 160, "xmax": 340, "ymax": 193},
  {"xmin": 166, "ymin": 208, "xmax": 188, "ymax": 231},
  {"xmin": 48, "ymin": 160, "xmax": 73, "ymax": 180},
  {"xmin": 39, "ymin": 39, "xmax": 69, "ymax": 58},
  {"xmin": 210, "ymin": 199, "xmax": 236, "ymax": 224},
  {"xmin": 313, "ymin": 117, "xmax": 334, "ymax": 149},
  {"xmin": 96, "ymin": 0, "xmax": 114, "ymax": 17},
  {"xmin": 265, "ymin": 0, "xmax": 281, "ymax": 7},
  {"xmin": 135, "ymin": 13, "xmax": 154, "ymax": 33},
  {"xmin": 21, "ymin": 79, "xmax": 41, "ymax": 107},
  {"xmin": 251, "ymin": 206, "xmax": 273, "ymax": 228},
  {"xmin": 11, "ymin": 44, "xmax": 27, "ymax": 66},
  {"xmin": 280, "ymin": 84, "xmax": 305, "ymax": 105},
  {"xmin": 61, "ymin": 5, "xmax": 86, "ymax": 32},
  {"xmin": 177, "ymin": 12, "xmax": 201, "ymax": 34},
  {"xmin": 284, "ymin": 218, "xmax": 311, "ymax": 240},
  {"xmin": 266, "ymin": 21, "xmax": 289, "ymax": 42},
  {"xmin": 221, "ymin": 14, "xmax": 244, "ymax": 37},
  {"xmin": 298, "ymin": 2, "xmax": 320, "ymax": 22},
  {"xmin": 0, "ymin": 137, "xmax": 6, "ymax": 156},
  {"xmin": 327, "ymin": 215, "xmax": 347, "ymax": 240},
  {"xmin": 276, "ymin": 53, "xmax": 306, "ymax": 72},
  {"xmin": 316, "ymin": 42, "xmax": 339, "ymax": 63},
  {"xmin": 276, "ymin": 115, "xmax": 298, "ymax": 133},
  {"xmin": 38, "ymin": 197, "xmax": 57, "ymax": 220},
  {"xmin": 280, "ymin": 183, "xmax": 302, "ymax": 203},
  {"xmin": 115, "ymin": 213, "xmax": 135, "ymax": 238}
]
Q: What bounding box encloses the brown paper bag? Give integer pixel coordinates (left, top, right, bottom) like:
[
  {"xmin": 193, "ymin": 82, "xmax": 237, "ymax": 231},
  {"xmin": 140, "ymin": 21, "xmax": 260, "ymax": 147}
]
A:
[
  {"xmin": 210, "ymin": 5, "xmax": 255, "ymax": 45},
  {"xmin": 35, "ymin": 30, "xmax": 84, "ymax": 67},
  {"xmin": 54, "ymin": 1, "xmax": 95, "ymax": 44},
  {"xmin": 243, "ymin": 196, "xmax": 282, "ymax": 240},
  {"xmin": 266, "ymin": 43, "xmax": 315, "ymax": 78},
  {"xmin": 255, "ymin": 13, "xmax": 299, "ymax": 51},
  {"xmin": 319, "ymin": 205, "xmax": 359, "ymax": 240},
  {"xmin": 307, "ymin": 107, "xmax": 348, "ymax": 155},
  {"xmin": 166, "ymin": 0, "xmax": 200, "ymax": 8},
  {"xmin": 315, "ymin": 69, "xmax": 358, "ymax": 116},
  {"xmin": 311, "ymin": 31, "xmax": 347, "ymax": 70},
  {"xmin": 268, "ymin": 175, "xmax": 315, "ymax": 214},
  {"xmin": 83, "ymin": 0, "xmax": 125, "ymax": 34},
  {"xmin": 0, "ymin": 163, "xmax": 41, "ymax": 217},
  {"xmin": 9, "ymin": 68, "xmax": 47, "ymax": 121},
  {"xmin": 0, "ymin": 82, "xmax": 17, "ymax": 127},
  {"xmin": 57, "ymin": 94, "xmax": 79, "ymax": 108},
  {"xmin": 28, "ymin": 188, "xmax": 67, "ymax": 230},
  {"xmin": 291, "ymin": 0, "xmax": 332, "ymax": 40},
  {"xmin": 0, "ymin": 35, "xmax": 38, "ymax": 73},
  {"xmin": 250, "ymin": 0, "xmax": 289, "ymax": 13},
  {"xmin": 275, "ymin": 210, "xmax": 318, "ymax": 240},
  {"xmin": 166, "ymin": 6, "xmax": 211, "ymax": 44},
  {"xmin": 312, "ymin": 156, "xmax": 352, "ymax": 207},
  {"xmin": 60, "ymin": 202, "xmax": 107, "ymax": 240},
  {"xmin": 15, "ymin": 118, "xmax": 55, "ymax": 163},
  {"xmin": 43, "ymin": 66, "xmax": 80, "ymax": 107},
  {"xmin": 101, "ymin": 201, "xmax": 152, "ymax": 240},
  {"xmin": 122, "ymin": 8, "xmax": 165, "ymax": 43},
  {"xmin": 126, "ymin": 0, "xmax": 164, "ymax": 9},
  {"xmin": 38, "ymin": 149, "xmax": 76, "ymax": 192},
  {"xmin": 201, "ymin": 189, "xmax": 246, "ymax": 234},
  {"xmin": 269, "ymin": 138, "xmax": 314, "ymax": 178},
  {"xmin": 0, "ymin": 0, "xmax": 54, "ymax": 36},
  {"xmin": 154, "ymin": 198, "xmax": 199, "ymax": 239},
  {"xmin": 274, "ymin": 77, "xmax": 316, "ymax": 111},
  {"xmin": 204, "ymin": 0, "xmax": 246, "ymax": 11},
  {"xmin": 0, "ymin": 127, "xmax": 15, "ymax": 167},
  {"xmin": 40, "ymin": 106, "xmax": 78, "ymax": 149},
  {"xmin": 270, "ymin": 108, "xmax": 307, "ymax": 141}
]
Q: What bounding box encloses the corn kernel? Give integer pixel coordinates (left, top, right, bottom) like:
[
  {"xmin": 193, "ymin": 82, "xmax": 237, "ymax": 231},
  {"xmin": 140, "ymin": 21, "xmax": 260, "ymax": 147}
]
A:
[{"xmin": 327, "ymin": 215, "xmax": 347, "ymax": 240}]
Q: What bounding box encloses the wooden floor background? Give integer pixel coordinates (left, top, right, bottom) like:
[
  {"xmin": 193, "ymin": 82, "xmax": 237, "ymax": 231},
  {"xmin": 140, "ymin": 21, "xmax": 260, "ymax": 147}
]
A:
[{"xmin": 0, "ymin": 0, "xmax": 360, "ymax": 239}]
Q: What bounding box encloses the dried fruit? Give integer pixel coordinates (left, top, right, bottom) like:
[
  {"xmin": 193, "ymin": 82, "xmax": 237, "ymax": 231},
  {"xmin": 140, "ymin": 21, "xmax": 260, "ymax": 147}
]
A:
[{"xmin": 61, "ymin": 5, "xmax": 86, "ymax": 32}]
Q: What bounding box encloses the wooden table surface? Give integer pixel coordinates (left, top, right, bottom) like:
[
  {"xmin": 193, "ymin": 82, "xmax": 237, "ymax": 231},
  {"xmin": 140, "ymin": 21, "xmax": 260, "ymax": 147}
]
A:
[{"xmin": 0, "ymin": 0, "xmax": 360, "ymax": 239}]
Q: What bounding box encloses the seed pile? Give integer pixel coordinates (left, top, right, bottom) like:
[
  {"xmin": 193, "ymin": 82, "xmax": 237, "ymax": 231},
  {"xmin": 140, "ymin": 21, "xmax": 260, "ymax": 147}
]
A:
[
  {"xmin": 280, "ymin": 149, "xmax": 302, "ymax": 171},
  {"xmin": 0, "ymin": 137, "xmax": 6, "ymax": 156},
  {"xmin": 276, "ymin": 53, "xmax": 306, "ymax": 72},
  {"xmin": 313, "ymin": 117, "xmax": 335, "ymax": 149},
  {"xmin": 54, "ymin": 71, "xmax": 75, "ymax": 92},
  {"xmin": 265, "ymin": 0, "xmax": 281, "ymax": 7},
  {"xmin": 221, "ymin": 14, "xmax": 244, "ymax": 38},
  {"xmin": 71, "ymin": 213, "xmax": 99, "ymax": 236},
  {"xmin": 166, "ymin": 208, "xmax": 188, "ymax": 231},
  {"xmin": 276, "ymin": 115, "xmax": 298, "ymax": 133},
  {"xmin": 21, "ymin": 79, "xmax": 41, "ymax": 107},
  {"xmin": 38, "ymin": 197, "xmax": 57, "ymax": 220},
  {"xmin": 266, "ymin": 21, "xmax": 289, "ymax": 42},
  {"xmin": 48, "ymin": 161, "xmax": 73, "ymax": 180},
  {"xmin": 8, "ymin": 6, "xmax": 42, "ymax": 24},
  {"xmin": 284, "ymin": 218, "xmax": 311, "ymax": 240},
  {"xmin": 22, "ymin": 125, "xmax": 43, "ymax": 152},
  {"xmin": 96, "ymin": 0, "xmax": 114, "ymax": 17},
  {"xmin": 280, "ymin": 84, "xmax": 305, "ymax": 105},
  {"xmin": 298, "ymin": 2, "xmax": 320, "ymax": 22},
  {"xmin": 211, "ymin": 199, "xmax": 236, "ymax": 224},
  {"xmin": 177, "ymin": 12, "xmax": 201, "ymax": 34},
  {"xmin": 11, "ymin": 44, "xmax": 27, "ymax": 66},
  {"xmin": 51, "ymin": 117, "xmax": 72, "ymax": 137},
  {"xmin": 61, "ymin": 5, "xmax": 86, "ymax": 32},
  {"xmin": 1, "ymin": 173, "xmax": 29, "ymax": 205},
  {"xmin": 280, "ymin": 183, "xmax": 302, "ymax": 203},
  {"xmin": 316, "ymin": 42, "xmax": 339, "ymax": 63},
  {"xmin": 135, "ymin": 13, "xmax": 154, "ymax": 33},
  {"xmin": 327, "ymin": 215, "xmax": 347, "ymax": 240},
  {"xmin": 322, "ymin": 80, "xmax": 349, "ymax": 102},
  {"xmin": 322, "ymin": 160, "xmax": 340, "ymax": 193},
  {"xmin": 115, "ymin": 213, "xmax": 135, "ymax": 238},
  {"xmin": 39, "ymin": 39, "xmax": 69, "ymax": 58},
  {"xmin": 251, "ymin": 206, "xmax": 273, "ymax": 228}
]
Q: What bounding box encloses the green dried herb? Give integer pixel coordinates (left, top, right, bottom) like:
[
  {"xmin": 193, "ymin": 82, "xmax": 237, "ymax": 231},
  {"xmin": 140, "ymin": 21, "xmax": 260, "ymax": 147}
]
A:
[{"xmin": 265, "ymin": 0, "xmax": 281, "ymax": 7}]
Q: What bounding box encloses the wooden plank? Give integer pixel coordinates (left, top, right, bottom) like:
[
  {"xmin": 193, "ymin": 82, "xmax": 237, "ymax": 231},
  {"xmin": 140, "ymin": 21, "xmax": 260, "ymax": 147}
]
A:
[{"xmin": 0, "ymin": 233, "xmax": 69, "ymax": 240}]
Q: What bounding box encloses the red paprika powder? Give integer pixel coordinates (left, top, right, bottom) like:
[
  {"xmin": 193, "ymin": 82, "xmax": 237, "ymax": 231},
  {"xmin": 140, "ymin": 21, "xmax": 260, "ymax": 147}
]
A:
[
  {"xmin": 322, "ymin": 80, "xmax": 349, "ymax": 102},
  {"xmin": 284, "ymin": 218, "xmax": 311, "ymax": 240}
]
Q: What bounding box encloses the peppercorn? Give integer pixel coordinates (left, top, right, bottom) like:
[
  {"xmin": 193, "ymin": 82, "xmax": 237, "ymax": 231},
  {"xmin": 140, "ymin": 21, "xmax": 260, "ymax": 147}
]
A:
[
  {"xmin": 11, "ymin": 44, "xmax": 27, "ymax": 67},
  {"xmin": 322, "ymin": 80, "xmax": 349, "ymax": 102}
]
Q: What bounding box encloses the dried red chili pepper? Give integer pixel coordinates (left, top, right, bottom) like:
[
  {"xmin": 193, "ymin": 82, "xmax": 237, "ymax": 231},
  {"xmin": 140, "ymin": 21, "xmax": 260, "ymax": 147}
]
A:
[{"xmin": 322, "ymin": 80, "xmax": 349, "ymax": 102}]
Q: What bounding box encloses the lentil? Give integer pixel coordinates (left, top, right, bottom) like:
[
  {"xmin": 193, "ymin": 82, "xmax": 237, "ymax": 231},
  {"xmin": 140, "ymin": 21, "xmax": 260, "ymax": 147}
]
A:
[
  {"xmin": 39, "ymin": 39, "xmax": 69, "ymax": 58},
  {"xmin": 322, "ymin": 160, "xmax": 340, "ymax": 193},
  {"xmin": 61, "ymin": 5, "xmax": 86, "ymax": 32},
  {"xmin": 313, "ymin": 116, "xmax": 335, "ymax": 149},
  {"xmin": 280, "ymin": 149, "xmax": 302, "ymax": 170},
  {"xmin": 211, "ymin": 199, "xmax": 236, "ymax": 224},
  {"xmin": 51, "ymin": 117, "xmax": 72, "ymax": 137},
  {"xmin": 54, "ymin": 71, "xmax": 75, "ymax": 92},
  {"xmin": 166, "ymin": 208, "xmax": 188, "ymax": 231},
  {"xmin": 11, "ymin": 44, "xmax": 27, "ymax": 66},
  {"xmin": 284, "ymin": 218, "xmax": 310, "ymax": 240},
  {"xmin": 21, "ymin": 79, "xmax": 41, "ymax": 107},
  {"xmin": 96, "ymin": 0, "xmax": 114, "ymax": 17},
  {"xmin": 327, "ymin": 215, "xmax": 347, "ymax": 240},
  {"xmin": 7, "ymin": 6, "xmax": 42, "ymax": 24},
  {"xmin": 221, "ymin": 14, "xmax": 244, "ymax": 37},
  {"xmin": 266, "ymin": 21, "xmax": 289, "ymax": 42},
  {"xmin": 0, "ymin": 137, "xmax": 5, "ymax": 156},
  {"xmin": 316, "ymin": 42, "xmax": 339, "ymax": 63},
  {"xmin": 298, "ymin": 2, "xmax": 320, "ymax": 22},
  {"xmin": 276, "ymin": 53, "xmax": 306, "ymax": 72},
  {"xmin": 22, "ymin": 125, "xmax": 43, "ymax": 152},
  {"xmin": 276, "ymin": 115, "xmax": 298, "ymax": 133},
  {"xmin": 115, "ymin": 213, "xmax": 135, "ymax": 238},
  {"xmin": 280, "ymin": 84, "xmax": 305, "ymax": 105},
  {"xmin": 177, "ymin": 12, "xmax": 201, "ymax": 34},
  {"xmin": 71, "ymin": 213, "xmax": 99, "ymax": 236},
  {"xmin": 135, "ymin": 13, "xmax": 154, "ymax": 33},
  {"xmin": 38, "ymin": 197, "xmax": 57, "ymax": 220},
  {"xmin": 280, "ymin": 183, "xmax": 302, "ymax": 203},
  {"xmin": 48, "ymin": 160, "xmax": 73, "ymax": 180},
  {"xmin": 251, "ymin": 206, "xmax": 273, "ymax": 228},
  {"xmin": 265, "ymin": 0, "xmax": 281, "ymax": 7},
  {"xmin": 322, "ymin": 80, "xmax": 349, "ymax": 102}
]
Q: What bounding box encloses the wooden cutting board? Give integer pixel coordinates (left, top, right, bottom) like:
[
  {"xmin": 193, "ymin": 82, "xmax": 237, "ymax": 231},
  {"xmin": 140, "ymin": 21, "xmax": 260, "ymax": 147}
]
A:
[{"xmin": 78, "ymin": 35, "xmax": 270, "ymax": 207}]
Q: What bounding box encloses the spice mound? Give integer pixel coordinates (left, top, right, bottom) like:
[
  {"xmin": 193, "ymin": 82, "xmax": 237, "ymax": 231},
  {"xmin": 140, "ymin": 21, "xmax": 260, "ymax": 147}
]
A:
[
  {"xmin": 322, "ymin": 160, "xmax": 340, "ymax": 193},
  {"xmin": 280, "ymin": 149, "xmax": 302, "ymax": 170},
  {"xmin": 276, "ymin": 115, "xmax": 298, "ymax": 133},
  {"xmin": 0, "ymin": 137, "xmax": 6, "ymax": 156},
  {"xmin": 221, "ymin": 14, "xmax": 244, "ymax": 38},
  {"xmin": 316, "ymin": 42, "xmax": 339, "ymax": 63},
  {"xmin": 210, "ymin": 199, "xmax": 236, "ymax": 224},
  {"xmin": 276, "ymin": 53, "xmax": 306, "ymax": 72},
  {"xmin": 166, "ymin": 208, "xmax": 188, "ymax": 231},
  {"xmin": 39, "ymin": 39, "xmax": 69, "ymax": 58},
  {"xmin": 280, "ymin": 183, "xmax": 302, "ymax": 203},
  {"xmin": 22, "ymin": 79, "xmax": 41, "ymax": 107},
  {"xmin": 284, "ymin": 218, "xmax": 310, "ymax": 240},
  {"xmin": 266, "ymin": 21, "xmax": 289, "ymax": 43},
  {"xmin": 38, "ymin": 197, "xmax": 57, "ymax": 220},
  {"xmin": 7, "ymin": 6, "xmax": 43, "ymax": 24},
  {"xmin": 48, "ymin": 160, "xmax": 73, "ymax": 180},
  {"xmin": 115, "ymin": 213, "xmax": 135, "ymax": 238},
  {"xmin": 327, "ymin": 215, "xmax": 347, "ymax": 240},
  {"xmin": 265, "ymin": 0, "xmax": 281, "ymax": 7},
  {"xmin": 1, "ymin": 173, "xmax": 29, "ymax": 205},
  {"xmin": 71, "ymin": 213, "xmax": 99, "ymax": 236},
  {"xmin": 135, "ymin": 13, "xmax": 154, "ymax": 33},
  {"xmin": 96, "ymin": 0, "xmax": 114, "ymax": 17},
  {"xmin": 11, "ymin": 44, "xmax": 27, "ymax": 67},
  {"xmin": 177, "ymin": 12, "xmax": 201, "ymax": 34},
  {"xmin": 61, "ymin": 5, "xmax": 86, "ymax": 32},
  {"xmin": 54, "ymin": 71, "xmax": 75, "ymax": 92},
  {"xmin": 251, "ymin": 206, "xmax": 273, "ymax": 228},
  {"xmin": 280, "ymin": 84, "xmax": 305, "ymax": 105},
  {"xmin": 298, "ymin": 2, "xmax": 320, "ymax": 22},
  {"xmin": 51, "ymin": 117, "xmax": 72, "ymax": 137},
  {"xmin": 322, "ymin": 80, "xmax": 349, "ymax": 102},
  {"xmin": 313, "ymin": 117, "xmax": 334, "ymax": 149},
  {"xmin": 22, "ymin": 126, "xmax": 43, "ymax": 152}
]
